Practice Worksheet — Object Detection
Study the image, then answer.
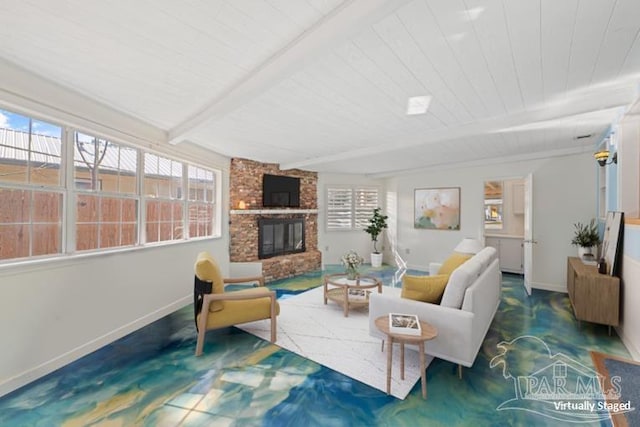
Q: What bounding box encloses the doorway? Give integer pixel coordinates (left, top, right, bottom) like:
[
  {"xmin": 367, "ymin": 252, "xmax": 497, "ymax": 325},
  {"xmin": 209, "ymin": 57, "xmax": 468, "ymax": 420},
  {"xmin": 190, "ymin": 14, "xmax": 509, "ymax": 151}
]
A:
[{"xmin": 483, "ymin": 176, "xmax": 533, "ymax": 294}]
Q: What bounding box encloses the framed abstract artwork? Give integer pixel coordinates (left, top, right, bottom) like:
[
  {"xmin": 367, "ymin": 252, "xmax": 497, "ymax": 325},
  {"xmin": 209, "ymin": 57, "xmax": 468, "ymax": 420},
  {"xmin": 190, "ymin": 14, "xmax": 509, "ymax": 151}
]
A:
[{"xmin": 414, "ymin": 187, "xmax": 461, "ymax": 230}]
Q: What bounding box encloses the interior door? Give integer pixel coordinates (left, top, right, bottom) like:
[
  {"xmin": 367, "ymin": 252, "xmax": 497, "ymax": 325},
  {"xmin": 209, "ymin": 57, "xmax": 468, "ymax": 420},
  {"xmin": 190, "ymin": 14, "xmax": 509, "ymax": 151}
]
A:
[{"xmin": 523, "ymin": 173, "xmax": 534, "ymax": 295}]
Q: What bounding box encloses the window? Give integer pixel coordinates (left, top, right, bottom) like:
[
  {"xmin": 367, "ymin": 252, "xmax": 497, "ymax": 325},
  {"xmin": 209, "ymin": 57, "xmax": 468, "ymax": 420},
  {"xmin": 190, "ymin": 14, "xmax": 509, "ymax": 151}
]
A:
[
  {"xmin": 188, "ymin": 165, "xmax": 215, "ymax": 238},
  {"xmin": 74, "ymin": 131, "xmax": 138, "ymax": 251},
  {"xmin": 144, "ymin": 153, "xmax": 184, "ymax": 243},
  {"xmin": 0, "ymin": 109, "xmax": 63, "ymax": 260},
  {"xmin": 0, "ymin": 105, "xmax": 221, "ymax": 263},
  {"xmin": 326, "ymin": 186, "xmax": 379, "ymax": 230}
]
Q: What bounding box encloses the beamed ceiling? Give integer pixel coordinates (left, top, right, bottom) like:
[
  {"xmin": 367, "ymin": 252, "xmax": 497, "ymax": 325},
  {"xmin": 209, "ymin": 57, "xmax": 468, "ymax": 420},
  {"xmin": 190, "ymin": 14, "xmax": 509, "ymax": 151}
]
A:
[{"xmin": 1, "ymin": 0, "xmax": 639, "ymax": 176}]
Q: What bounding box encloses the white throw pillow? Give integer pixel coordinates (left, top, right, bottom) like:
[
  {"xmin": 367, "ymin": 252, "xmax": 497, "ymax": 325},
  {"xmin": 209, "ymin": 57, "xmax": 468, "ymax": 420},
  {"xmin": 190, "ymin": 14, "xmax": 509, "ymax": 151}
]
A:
[{"xmin": 440, "ymin": 258, "xmax": 482, "ymax": 309}]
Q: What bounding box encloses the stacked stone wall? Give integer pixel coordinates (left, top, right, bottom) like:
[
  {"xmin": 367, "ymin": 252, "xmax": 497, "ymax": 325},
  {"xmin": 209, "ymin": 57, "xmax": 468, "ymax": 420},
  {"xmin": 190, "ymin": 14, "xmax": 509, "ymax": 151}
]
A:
[{"xmin": 229, "ymin": 158, "xmax": 320, "ymax": 282}]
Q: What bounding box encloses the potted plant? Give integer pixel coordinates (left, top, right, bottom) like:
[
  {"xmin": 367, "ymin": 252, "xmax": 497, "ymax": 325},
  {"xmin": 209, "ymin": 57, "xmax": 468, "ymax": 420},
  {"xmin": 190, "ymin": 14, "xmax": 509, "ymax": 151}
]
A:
[
  {"xmin": 364, "ymin": 207, "xmax": 388, "ymax": 267},
  {"xmin": 571, "ymin": 219, "xmax": 600, "ymax": 259}
]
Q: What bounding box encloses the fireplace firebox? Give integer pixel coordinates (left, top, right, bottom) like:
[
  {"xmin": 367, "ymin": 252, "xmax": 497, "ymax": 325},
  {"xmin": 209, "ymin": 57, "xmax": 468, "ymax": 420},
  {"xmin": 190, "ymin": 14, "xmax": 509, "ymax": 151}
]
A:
[{"xmin": 258, "ymin": 217, "xmax": 305, "ymax": 259}]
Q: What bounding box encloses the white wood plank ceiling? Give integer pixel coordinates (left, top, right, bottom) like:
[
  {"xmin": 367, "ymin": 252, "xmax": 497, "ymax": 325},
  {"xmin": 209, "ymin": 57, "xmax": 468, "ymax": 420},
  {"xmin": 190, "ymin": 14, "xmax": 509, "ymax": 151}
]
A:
[{"xmin": 1, "ymin": 0, "xmax": 639, "ymax": 175}]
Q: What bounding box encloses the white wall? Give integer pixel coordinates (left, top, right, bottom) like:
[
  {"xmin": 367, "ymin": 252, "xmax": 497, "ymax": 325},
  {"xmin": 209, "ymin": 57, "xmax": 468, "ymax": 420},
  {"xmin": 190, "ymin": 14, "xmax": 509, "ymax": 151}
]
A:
[
  {"xmin": 383, "ymin": 152, "xmax": 596, "ymax": 290},
  {"xmin": 1, "ymin": 151, "xmax": 231, "ymax": 397},
  {"xmin": 617, "ymin": 102, "xmax": 640, "ymax": 359},
  {"xmin": 0, "ymin": 62, "xmax": 234, "ymax": 397},
  {"xmin": 317, "ymin": 173, "xmax": 386, "ymax": 266},
  {"xmin": 620, "ymin": 226, "xmax": 640, "ymax": 360},
  {"xmin": 0, "ymin": 237, "xmax": 229, "ymax": 397}
]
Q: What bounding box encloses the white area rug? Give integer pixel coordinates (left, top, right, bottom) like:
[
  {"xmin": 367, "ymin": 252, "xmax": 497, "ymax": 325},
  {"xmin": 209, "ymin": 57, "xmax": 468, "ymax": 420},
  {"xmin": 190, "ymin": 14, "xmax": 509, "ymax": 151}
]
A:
[{"xmin": 237, "ymin": 286, "xmax": 432, "ymax": 399}]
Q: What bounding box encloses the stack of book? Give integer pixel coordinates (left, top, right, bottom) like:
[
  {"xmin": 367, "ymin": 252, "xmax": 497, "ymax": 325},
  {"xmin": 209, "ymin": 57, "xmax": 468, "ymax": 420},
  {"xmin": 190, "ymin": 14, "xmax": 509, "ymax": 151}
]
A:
[
  {"xmin": 388, "ymin": 313, "xmax": 422, "ymax": 336},
  {"xmin": 347, "ymin": 288, "xmax": 369, "ymax": 301}
]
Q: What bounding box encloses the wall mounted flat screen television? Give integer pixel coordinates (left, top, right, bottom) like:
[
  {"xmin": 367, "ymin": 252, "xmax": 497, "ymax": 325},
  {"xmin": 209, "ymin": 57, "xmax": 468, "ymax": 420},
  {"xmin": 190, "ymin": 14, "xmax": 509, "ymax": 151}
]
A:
[{"xmin": 262, "ymin": 174, "xmax": 300, "ymax": 207}]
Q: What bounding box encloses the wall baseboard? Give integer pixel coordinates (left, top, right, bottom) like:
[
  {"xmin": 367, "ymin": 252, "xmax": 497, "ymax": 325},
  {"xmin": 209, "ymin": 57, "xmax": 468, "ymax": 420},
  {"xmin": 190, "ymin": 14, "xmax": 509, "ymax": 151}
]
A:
[
  {"xmin": 405, "ymin": 263, "xmax": 428, "ymax": 272},
  {"xmin": 617, "ymin": 327, "xmax": 640, "ymax": 361},
  {"xmin": 531, "ymin": 281, "xmax": 566, "ymax": 293},
  {"xmin": 0, "ymin": 295, "xmax": 191, "ymax": 398}
]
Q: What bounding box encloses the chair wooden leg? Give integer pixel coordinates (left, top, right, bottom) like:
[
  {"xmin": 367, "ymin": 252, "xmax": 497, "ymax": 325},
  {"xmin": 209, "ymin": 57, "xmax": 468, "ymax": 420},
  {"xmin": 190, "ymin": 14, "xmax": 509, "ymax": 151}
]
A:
[
  {"xmin": 458, "ymin": 364, "xmax": 463, "ymax": 379},
  {"xmin": 195, "ymin": 326, "xmax": 206, "ymax": 356},
  {"xmin": 195, "ymin": 309, "xmax": 209, "ymax": 356},
  {"xmin": 270, "ymin": 293, "xmax": 277, "ymax": 343}
]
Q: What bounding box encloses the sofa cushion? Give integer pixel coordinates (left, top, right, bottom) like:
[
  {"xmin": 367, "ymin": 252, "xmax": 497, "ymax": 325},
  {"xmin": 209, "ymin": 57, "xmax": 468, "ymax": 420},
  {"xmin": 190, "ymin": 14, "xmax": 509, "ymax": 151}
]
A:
[
  {"xmin": 401, "ymin": 274, "xmax": 449, "ymax": 303},
  {"xmin": 440, "ymin": 258, "xmax": 482, "ymax": 309},
  {"xmin": 438, "ymin": 252, "xmax": 472, "ymax": 275}
]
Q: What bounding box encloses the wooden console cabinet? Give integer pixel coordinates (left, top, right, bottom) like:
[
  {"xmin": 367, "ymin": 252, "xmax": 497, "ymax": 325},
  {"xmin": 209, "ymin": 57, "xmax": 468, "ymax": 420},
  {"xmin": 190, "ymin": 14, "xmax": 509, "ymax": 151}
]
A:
[{"xmin": 566, "ymin": 257, "xmax": 619, "ymax": 330}]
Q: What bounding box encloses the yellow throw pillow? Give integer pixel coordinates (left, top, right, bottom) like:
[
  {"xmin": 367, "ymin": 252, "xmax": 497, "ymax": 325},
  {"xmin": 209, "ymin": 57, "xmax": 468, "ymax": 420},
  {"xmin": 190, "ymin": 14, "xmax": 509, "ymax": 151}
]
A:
[
  {"xmin": 401, "ymin": 274, "xmax": 449, "ymax": 303},
  {"xmin": 438, "ymin": 253, "xmax": 472, "ymax": 275}
]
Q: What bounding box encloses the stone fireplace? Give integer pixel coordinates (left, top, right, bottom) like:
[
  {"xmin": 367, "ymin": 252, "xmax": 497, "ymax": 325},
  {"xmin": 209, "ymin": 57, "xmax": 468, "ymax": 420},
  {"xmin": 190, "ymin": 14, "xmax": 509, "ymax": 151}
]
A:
[{"xmin": 229, "ymin": 158, "xmax": 321, "ymax": 282}]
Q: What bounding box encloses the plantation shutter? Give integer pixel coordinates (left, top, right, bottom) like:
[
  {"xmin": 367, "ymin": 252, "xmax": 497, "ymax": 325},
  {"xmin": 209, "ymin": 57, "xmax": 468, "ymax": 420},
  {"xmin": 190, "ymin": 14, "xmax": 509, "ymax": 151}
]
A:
[
  {"xmin": 326, "ymin": 186, "xmax": 379, "ymax": 230},
  {"xmin": 327, "ymin": 187, "xmax": 353, "ymax": 230},
  {"xmin": 355, "ymin": 188, "xmax": 379, "ymax": 229}
]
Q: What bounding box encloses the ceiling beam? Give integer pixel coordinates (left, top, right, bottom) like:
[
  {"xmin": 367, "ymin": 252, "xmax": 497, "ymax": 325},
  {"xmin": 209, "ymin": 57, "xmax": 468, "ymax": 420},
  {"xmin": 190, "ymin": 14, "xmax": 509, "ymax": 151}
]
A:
[
  {"xmin": 367, "ymin": 145, "xmax": 594, "ymax": 179},
  {"xmin": 0, "ymin": 58, "xmax": 166, "ymax": 147},
  {"xmin": 168, "ymin": 0, "xmax": 414, "ymax": 145},
  {"xmin": 280, "ymin": 82, "xmax": 636, "ymax": 170}
]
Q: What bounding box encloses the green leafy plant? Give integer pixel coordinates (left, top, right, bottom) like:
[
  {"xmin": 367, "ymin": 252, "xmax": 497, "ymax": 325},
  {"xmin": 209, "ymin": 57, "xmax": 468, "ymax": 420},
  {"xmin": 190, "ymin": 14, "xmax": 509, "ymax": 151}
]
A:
[
  {"xmin": 571, "ymin": 219, "xmax": 600, "ymax": 248},
  {"xmin": 364, "ymin": 207, "xmax": 388, "ymax": 254}
]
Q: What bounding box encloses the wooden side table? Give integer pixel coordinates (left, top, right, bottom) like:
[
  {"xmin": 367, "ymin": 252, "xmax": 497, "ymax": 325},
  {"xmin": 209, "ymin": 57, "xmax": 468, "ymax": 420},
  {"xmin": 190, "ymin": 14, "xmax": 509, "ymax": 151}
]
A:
[{"xmin": 375, "ymin": 316, "xmax": 438, "ymax": 399}]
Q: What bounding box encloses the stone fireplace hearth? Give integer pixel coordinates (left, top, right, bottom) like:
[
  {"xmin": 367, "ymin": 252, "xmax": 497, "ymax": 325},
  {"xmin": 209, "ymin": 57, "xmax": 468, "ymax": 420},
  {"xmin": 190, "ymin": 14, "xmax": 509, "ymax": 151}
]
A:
[{"xmin": 229, "ymin": 158, "xmax": 321, "ymax": 282}]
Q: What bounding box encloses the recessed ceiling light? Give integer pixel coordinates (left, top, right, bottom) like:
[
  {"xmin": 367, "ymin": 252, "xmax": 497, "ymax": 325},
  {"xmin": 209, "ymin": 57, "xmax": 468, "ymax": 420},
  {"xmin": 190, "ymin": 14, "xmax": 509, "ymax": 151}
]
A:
[{"xmin": 406, "ymin": 96, "xmax": 432, "ymax": 115}]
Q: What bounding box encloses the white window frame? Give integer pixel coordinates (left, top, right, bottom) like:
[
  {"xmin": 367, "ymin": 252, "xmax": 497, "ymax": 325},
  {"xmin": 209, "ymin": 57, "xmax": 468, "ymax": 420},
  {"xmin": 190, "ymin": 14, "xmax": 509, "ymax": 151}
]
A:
[
  {"xmin": 143, "ymin": 152, "xmax": 185, "ymax": 244},
  {"xmin": 0, "ymin": 104, "xmax": 222, "ymax": 265},
  {"xmin": 72, "ymin": 130, "xmax": 140, "ymax": 253},
  {"xmin": 186, "ymin": 165, "xmax": 217, "ymax": 239},
  {"xmin": 0, "ymin": 109, "xmax": 65, "ymax": 260}
]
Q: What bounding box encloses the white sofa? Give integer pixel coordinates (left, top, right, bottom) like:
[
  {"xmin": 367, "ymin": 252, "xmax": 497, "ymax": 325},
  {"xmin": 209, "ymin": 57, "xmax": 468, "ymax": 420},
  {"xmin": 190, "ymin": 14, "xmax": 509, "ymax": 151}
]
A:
[{"xmin": 368, "ymin": 246, "xmax": 501, "ymax": 369}]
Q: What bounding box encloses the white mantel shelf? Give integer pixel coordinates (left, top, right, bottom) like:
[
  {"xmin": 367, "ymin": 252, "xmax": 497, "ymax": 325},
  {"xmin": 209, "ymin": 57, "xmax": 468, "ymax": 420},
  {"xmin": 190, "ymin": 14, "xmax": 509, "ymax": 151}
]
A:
[{"xmin": 230, "ymin": 209, "xmax": 318, "ymax": 215}]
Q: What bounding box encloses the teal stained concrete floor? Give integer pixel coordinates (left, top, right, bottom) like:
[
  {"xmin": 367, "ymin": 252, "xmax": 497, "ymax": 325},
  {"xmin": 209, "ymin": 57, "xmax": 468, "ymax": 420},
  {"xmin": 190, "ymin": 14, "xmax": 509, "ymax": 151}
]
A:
[{"xmin": 0, "ymin": 266, "xmax": 631, "ymax": 426}]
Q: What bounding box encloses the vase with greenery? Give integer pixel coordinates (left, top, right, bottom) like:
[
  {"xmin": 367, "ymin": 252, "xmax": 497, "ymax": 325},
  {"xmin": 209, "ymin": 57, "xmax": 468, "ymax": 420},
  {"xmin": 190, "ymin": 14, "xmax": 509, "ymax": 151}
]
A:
[
  {"xmin": 364, "ymin": 207, "xmax": 388, "ymax": 267},
  {"xmin": 571, "ymin": 219, "xmax": 600, "ymax": 258}
]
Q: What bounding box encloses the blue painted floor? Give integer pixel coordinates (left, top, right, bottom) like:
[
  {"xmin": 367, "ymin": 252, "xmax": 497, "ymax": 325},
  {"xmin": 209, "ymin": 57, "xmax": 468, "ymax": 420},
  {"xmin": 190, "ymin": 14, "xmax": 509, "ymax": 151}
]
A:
[{"xmin": 0, "ymin": 266, "xmax": 630, "ymax": 426}]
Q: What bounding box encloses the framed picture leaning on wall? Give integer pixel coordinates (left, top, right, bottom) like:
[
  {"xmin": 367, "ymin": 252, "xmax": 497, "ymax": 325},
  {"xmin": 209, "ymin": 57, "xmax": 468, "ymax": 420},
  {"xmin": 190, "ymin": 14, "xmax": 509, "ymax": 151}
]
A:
[
  {"xmin": 602, "ymin": 211, "xmax": 624, "ymax": 276},
  {"xmin": 414, "ymin": 187, "xmax": 461, "ymax": 230}
]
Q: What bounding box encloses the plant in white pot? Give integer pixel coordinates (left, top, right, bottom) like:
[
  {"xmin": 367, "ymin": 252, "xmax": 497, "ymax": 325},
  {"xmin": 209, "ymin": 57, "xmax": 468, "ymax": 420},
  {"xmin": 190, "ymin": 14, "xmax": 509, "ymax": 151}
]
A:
[
  {"xmin": 571, "ymin": 219, "xmax": 600, "ymax": 259},
  {"xmin": 364, "ymin": 207, "xmax": 388, "ymax": 268}
]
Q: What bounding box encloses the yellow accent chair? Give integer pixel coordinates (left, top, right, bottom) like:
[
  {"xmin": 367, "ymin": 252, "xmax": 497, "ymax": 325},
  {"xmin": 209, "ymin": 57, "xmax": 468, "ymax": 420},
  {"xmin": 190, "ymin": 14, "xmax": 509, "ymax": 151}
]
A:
[{"xmin": 194, "ymin": 251, "xmax": 279, "ymax": 356}]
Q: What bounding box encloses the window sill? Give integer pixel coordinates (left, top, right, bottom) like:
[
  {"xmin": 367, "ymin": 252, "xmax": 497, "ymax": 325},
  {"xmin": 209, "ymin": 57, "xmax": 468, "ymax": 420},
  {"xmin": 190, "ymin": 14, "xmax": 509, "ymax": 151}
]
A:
[{"xmin": 0, "ymin": 235, "xmax": 220, "ymax": 277}]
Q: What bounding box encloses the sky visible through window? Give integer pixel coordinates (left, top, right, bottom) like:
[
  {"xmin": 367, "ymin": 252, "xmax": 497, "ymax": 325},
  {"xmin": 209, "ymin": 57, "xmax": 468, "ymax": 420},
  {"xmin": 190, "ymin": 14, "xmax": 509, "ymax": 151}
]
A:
[{"xmin": 0, "ymin": 109, "xmax": 61, "ymax": 137}]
